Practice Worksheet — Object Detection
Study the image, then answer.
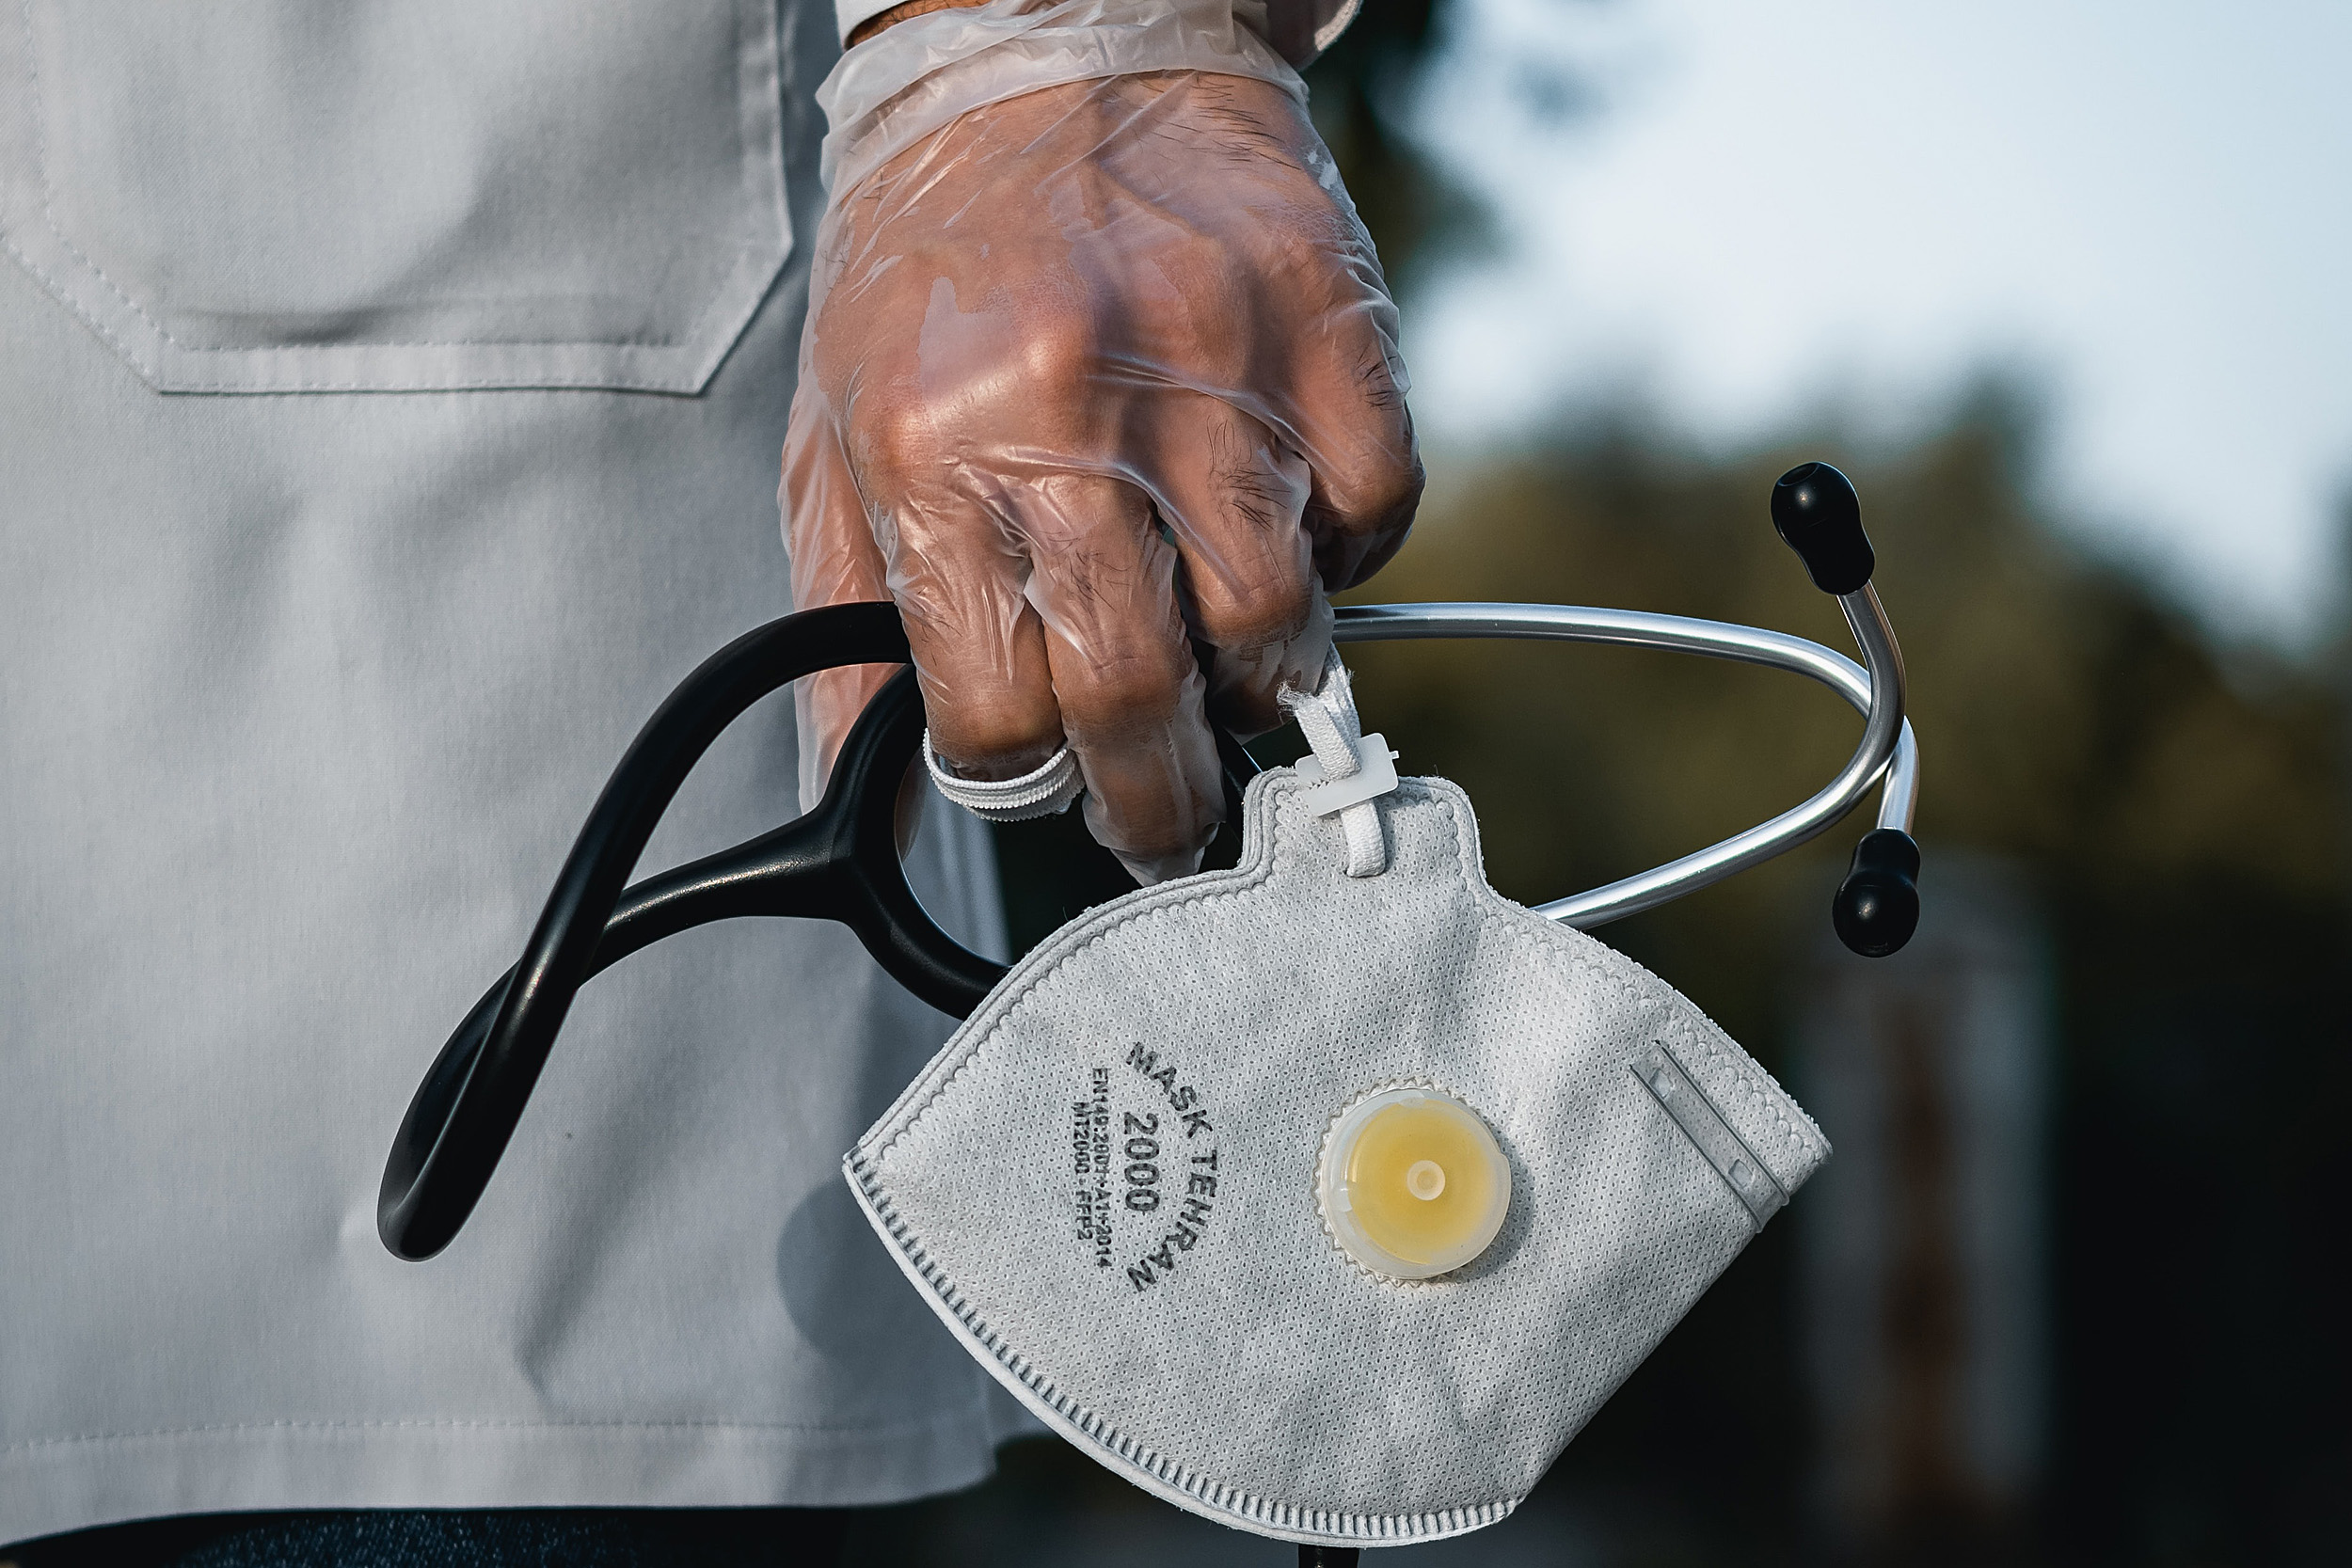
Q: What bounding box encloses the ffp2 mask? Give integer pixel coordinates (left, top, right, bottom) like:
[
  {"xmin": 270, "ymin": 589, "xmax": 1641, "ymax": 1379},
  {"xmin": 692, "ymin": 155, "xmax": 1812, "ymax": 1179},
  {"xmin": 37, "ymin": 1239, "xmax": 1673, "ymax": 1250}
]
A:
[{"xmin": 847, "ymin": 681, "xmax": 1830, "ymax": 1547}]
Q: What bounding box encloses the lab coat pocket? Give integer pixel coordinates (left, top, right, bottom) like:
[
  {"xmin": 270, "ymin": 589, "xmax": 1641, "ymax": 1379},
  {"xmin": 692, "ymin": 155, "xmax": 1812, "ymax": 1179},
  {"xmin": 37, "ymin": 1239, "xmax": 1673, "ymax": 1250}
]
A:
[{"xmin": 0, "ymin": 0, "xmax": 789, "ymax": 393}]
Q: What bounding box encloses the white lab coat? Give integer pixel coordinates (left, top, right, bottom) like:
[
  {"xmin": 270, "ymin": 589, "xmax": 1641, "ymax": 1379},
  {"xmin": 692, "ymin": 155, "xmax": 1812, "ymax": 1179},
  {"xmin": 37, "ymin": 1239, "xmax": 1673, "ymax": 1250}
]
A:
[{"xmin": 0, "ymin": 0, "xmax": 1354, "ymax": 1545}]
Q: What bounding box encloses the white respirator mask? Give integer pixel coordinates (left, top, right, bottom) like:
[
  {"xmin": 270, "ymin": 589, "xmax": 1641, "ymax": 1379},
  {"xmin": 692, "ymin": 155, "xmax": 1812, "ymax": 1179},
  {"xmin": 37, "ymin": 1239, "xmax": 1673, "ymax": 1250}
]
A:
[{"xmin": 851, "ymin": 652, "xmax": 1831, "ymax": 1547}]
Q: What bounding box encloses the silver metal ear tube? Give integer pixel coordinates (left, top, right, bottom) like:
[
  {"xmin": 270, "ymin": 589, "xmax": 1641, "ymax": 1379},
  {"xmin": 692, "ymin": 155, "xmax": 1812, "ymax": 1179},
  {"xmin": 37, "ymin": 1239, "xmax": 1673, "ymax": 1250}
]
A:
[{"xmin": 1331, "ymin": 583, "xmax": 1917, "ymax": 928}]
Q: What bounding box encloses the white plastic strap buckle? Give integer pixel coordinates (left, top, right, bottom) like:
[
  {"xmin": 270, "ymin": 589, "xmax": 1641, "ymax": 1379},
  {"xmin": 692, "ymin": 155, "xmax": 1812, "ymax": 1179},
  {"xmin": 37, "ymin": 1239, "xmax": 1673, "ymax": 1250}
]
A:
[{"xmin": 1293, "ymin": 732, "xmax": 1400, "ymax": 818}]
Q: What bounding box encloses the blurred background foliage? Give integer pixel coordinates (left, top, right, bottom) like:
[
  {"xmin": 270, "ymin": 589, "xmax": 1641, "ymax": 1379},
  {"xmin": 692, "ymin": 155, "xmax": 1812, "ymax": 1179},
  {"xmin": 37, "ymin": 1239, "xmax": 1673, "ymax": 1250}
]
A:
[{"xmin": 971, "ymin": 3, "xmax": 2351, "ymax": 1563}]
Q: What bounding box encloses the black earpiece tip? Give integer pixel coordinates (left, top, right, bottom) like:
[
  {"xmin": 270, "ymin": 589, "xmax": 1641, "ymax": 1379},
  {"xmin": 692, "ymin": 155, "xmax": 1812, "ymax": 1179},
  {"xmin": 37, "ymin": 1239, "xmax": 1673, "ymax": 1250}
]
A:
[
  {"xmin": 1833, "ymin": 828, "xmax": 1919, "ymax": 958},
  {"xmin": 1772, "ymin": 461, "xmax": 1875, "ymax": 595}
]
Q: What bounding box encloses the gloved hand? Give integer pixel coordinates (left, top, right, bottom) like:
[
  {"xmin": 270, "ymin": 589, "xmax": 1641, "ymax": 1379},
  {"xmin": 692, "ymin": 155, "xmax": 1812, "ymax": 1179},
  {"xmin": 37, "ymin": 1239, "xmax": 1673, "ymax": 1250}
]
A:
[{"xmin": 785, "ymin": 8, "xmax": 1420, "ymax": 884}]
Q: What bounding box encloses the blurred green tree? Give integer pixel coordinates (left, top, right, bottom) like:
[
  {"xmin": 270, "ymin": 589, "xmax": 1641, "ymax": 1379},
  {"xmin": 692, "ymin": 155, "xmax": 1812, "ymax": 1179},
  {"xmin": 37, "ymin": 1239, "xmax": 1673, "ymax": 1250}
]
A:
[
  {"xmin": 1301, "ymin": 0, "xmax": 1475, "ymax": 294},
  {"xmin": 1301, "ymin": 0, "xmax": 1601, "ymax": 293}
]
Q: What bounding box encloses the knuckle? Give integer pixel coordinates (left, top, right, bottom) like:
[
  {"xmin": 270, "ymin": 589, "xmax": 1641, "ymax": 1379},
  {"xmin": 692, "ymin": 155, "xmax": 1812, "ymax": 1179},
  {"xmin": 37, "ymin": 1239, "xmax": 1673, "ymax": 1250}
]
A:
[
  {"xmin": 856, "ymin": 401, "xmax": 944, "ymax": 478},
  {"xmin": 1017, "ymin": 311, "xmax": 1102, "ymax": 388},
  {"xmin": 1058, "ymin": 652, "xmax": 1188, "ymax": 735},
  {"xmin": 1333, "ymin": 445, "xmax": 1425, "ymax": 532},
  {"xmin": 918, "ymin": 659, "xmax": 1064, "ymax": 779},
  {"xmin": 929, "ymin": 705, "xmax": 1064, "ymax": 779},
  {"xmin": 1196, "ymin": 570, "xmax": 1312, "ymax": 654}
]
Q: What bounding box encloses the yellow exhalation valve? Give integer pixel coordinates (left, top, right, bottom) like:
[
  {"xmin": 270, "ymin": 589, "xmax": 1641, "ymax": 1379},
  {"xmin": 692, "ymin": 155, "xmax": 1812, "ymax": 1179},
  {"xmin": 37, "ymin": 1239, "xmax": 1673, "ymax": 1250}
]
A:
[{"xmin": 1317, "ymin": 1085, "xmax": 1512, "ymax": 1280}]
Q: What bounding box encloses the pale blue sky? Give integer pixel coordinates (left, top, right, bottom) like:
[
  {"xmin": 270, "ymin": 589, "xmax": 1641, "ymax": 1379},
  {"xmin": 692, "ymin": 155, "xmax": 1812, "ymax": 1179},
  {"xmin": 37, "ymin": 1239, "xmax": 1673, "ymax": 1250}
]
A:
[{"xmin": 1400, "ymin": 0, "xmax": 2352, "ymax": 642}]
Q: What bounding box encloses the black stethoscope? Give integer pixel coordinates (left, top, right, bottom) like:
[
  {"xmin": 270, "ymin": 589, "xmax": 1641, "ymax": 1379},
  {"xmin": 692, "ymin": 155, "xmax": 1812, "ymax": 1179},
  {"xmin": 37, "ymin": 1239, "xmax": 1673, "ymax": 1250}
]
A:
[{"xmin": 376, "ymin": 461, "xmax": 1920, "ymax": 1563}]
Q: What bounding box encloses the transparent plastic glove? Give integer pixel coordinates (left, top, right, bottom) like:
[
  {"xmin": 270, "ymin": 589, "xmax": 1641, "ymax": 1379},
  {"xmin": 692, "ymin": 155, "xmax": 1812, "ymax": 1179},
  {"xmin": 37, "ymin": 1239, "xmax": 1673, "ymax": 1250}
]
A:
[{"xmin": 785, "ymin": 65, "xmax": 1421, "ymax": 885}]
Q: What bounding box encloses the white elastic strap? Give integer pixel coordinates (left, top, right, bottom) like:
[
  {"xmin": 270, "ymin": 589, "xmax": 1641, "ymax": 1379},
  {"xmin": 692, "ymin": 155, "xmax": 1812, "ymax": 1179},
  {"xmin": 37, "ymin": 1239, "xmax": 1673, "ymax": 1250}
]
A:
[
  {"xmin": 924, "ymin": 731, "xmax": 1085, "ymax": 822},
  {"xmin": 1279, "ymin": 649, "xmax": 1391, "ymax": 878}
]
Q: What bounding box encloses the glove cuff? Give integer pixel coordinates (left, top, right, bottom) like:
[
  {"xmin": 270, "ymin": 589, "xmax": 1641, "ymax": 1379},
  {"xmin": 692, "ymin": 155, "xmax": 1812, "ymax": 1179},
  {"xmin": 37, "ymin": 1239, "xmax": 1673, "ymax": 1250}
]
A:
[
  {"xmin": 818, "ymin": 0, "xmax": 1309, "ymax": 196},
  {"xmin": 833, "ymin": 0, "xmax": 1360, "ymax": 65}
]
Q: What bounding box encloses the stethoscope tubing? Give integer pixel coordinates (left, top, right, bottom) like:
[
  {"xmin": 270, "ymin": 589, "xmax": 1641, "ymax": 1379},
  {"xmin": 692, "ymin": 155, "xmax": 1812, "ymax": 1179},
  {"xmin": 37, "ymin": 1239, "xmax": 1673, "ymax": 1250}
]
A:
[
  {"xmin": 379, "ymin": 463, "xmax": 1916, "ymax": 1265},
  {"xmin": 377, "ymin": 603, "xmax": 964, "ymax": 1261}
]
